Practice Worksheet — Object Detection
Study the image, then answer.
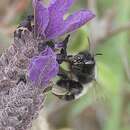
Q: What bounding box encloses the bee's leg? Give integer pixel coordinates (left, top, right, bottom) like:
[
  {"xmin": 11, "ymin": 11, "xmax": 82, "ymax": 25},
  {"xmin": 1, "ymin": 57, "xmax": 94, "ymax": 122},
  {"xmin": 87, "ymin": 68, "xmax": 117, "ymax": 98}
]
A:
[
  {"xmin": 61, "ymin": 34, "xmax": 70, "ymax": 56},
  {"xmin": 56, "ymin": 49, "xmax": 66, "ymax": 64},
  {"xmin": 55, "ymin": 35, "xmax": 70, "ymax": 51},
  {"xmin": 56, "ymin": 35, "xmax": 70, "ymax": 64},
  {"xmin": 56, "ymin": 53, "xmax": 73, "ymax": 66}
]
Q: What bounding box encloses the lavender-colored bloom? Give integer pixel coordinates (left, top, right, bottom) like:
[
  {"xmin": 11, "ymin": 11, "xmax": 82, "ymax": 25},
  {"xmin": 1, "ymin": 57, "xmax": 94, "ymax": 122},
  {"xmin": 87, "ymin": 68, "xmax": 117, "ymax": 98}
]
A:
[
  {"xmin": 33, "ymin": 0, "xmax": 95, "ymax": 39},
  {"xmin": 29, "ymin": 47, "xmax": 59, "ymax": 86}
]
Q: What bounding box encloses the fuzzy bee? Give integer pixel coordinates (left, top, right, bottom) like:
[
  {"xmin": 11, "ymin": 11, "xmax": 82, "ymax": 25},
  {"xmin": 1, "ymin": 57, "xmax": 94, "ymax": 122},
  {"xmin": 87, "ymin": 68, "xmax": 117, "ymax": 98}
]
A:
[
  {"xmin": 36, "ymin": 35, "xmax": 100, "ymax": 101},
  {"xmin": 14, "ymin": 15, "xmax": 34, "ymax": 38},
  {"xmin": 51, "ymin": 37, "xmax": 102, "ymax": 101}
]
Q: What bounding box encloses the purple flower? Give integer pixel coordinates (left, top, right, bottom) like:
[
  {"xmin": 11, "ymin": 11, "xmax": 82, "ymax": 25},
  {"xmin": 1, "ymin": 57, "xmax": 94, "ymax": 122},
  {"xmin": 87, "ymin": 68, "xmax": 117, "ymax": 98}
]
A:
[
  {"xmin": 29, "ymin": 47, "xmax": 59, "ymax": 86},
  {"xmin": 29, "ymin": 0, "xmax": 95, "ymax": 86},
  {"xmin": 33, "ymin": 0, "xmax": 95, "ymax": 39}
]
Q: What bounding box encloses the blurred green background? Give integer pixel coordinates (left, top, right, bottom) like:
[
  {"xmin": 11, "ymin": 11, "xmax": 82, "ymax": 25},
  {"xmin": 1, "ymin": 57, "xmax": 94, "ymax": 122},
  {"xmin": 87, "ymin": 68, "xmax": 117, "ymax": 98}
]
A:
[{"xmin": 0, "ymin": 0, "xmax": 130, "ymax": 130}]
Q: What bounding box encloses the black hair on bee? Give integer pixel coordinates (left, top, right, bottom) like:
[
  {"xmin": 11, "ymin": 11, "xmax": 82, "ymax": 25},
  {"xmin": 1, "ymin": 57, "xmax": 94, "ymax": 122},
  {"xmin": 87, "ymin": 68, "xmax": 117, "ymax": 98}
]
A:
[
  {"xmin": 68, "ymin": 51, "xmax": 96, "ymax": 84},
  {"xmin": 52, "ymin": 79, "xmax": 83, "ymax": 100},
  {"xmin": 56, "ymin": 35, "xmax": 70, "ymax": 64},
  {"xmin": 14, "ymin": 15, "xmax": 34, "ymax": 38}
]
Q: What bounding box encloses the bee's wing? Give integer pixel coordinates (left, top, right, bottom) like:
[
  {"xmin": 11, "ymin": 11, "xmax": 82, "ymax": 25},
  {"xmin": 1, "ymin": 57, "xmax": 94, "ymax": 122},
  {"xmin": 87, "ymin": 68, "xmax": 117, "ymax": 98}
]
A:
[
  {"xmin": 85, "ymin": 81, "xmax": 109, "ymax": 102},
  {"xmin": 83, "ymin": 65, "xmax": 108, "ymax": 102},
  {"xmin": 87, "ymin": 35, "xmax": 96, "ymax": 56}
]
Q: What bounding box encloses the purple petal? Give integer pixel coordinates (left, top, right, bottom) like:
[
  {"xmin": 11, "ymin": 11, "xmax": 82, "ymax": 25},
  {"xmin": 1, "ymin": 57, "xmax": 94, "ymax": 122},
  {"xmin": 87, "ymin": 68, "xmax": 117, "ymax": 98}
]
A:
[
  {"xmin": 49, "ymin": 0, "xmax": 74, "ymax": 14},
  {"xmin": 45, "ymin": 0, "xmax": 74, "ymax": 39},
  {"xmin": 44, "ymin": 60, "xmax": 59, "ymax": 83},
  {"xmin": 29, "ymin": 47, "xmax": 59, "ymax": 86},
  {"xmin": 33, "ymin": 0, "xmax": 49, "ymax": 37},
  {"xmin": 29, "ymin": 56, "xmax": 48, "ymax": 81},
  {"xmin": 40, "ymin": 45, "xmax": 54, "ymax": 56},
  {"xmin": 46, "ymin": 10, "xmax": 95, "ymax": 39},
  {"xmin": 64, "ymin": 10, "xmax": 95, "ymax": 33},
  {"xmin": 49, "ymin": 0, "xmax": 56, "ymax": 5}
]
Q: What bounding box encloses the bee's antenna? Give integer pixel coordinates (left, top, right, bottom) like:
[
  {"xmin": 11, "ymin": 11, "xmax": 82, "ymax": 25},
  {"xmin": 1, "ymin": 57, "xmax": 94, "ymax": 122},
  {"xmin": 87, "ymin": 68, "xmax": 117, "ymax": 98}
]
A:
[
  {"xmin": 87, "ymin": 36, "xmax": 95, "ymax": 55},
  {"xmin": 63, "ymin": 34, "xmax": 70, "ymax": 48},
  {"xmin": 61, "ymin": 34, "xmax": 70, "ymax": 56},
  {"xmin": 87, "ymin": 36, "xmax": 103, "ymax": 57},
  {"xmin": 87, "ymin": 37, "xmax": 91, "ymax": 52},
  {"xmin": 95, "ymin": 53, "xmax": 103, "ymax": 56}
]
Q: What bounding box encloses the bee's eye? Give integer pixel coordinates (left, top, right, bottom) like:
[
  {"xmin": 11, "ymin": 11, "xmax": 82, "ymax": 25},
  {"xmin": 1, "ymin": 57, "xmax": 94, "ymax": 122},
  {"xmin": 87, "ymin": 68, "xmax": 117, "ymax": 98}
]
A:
[
  {"xmin": 72, "ymin": 56, "xmax": 83, "ymax": 65},
  {"xmin": 73, "ymin": 59, "xmax": 78, "ymax": 64},
  {"xmin": 85, "ymin": 60, "xmax": 95, "ymax": 65}
]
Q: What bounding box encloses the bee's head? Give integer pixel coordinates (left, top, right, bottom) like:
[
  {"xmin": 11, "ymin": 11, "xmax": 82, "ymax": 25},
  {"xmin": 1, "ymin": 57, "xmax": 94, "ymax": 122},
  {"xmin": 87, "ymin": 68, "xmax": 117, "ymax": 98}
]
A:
[{"xmin": 71, "ymin": 51, "xmax": 95, "ymax": 66}]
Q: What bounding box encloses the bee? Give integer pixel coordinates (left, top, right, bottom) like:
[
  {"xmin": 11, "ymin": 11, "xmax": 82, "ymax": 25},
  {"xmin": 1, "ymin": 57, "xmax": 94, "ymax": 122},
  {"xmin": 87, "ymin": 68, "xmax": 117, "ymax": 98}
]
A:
[
  {"xmin": 26, "ymin": 26, "xmax": 101, "ymax": 101},
  {"xmin": 52, "ymin": 38, "xmax": 102, "ymax": 101},
  {"xmin": 14, "ymin": 15, "xmax": 34, "ymax": 38}
]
